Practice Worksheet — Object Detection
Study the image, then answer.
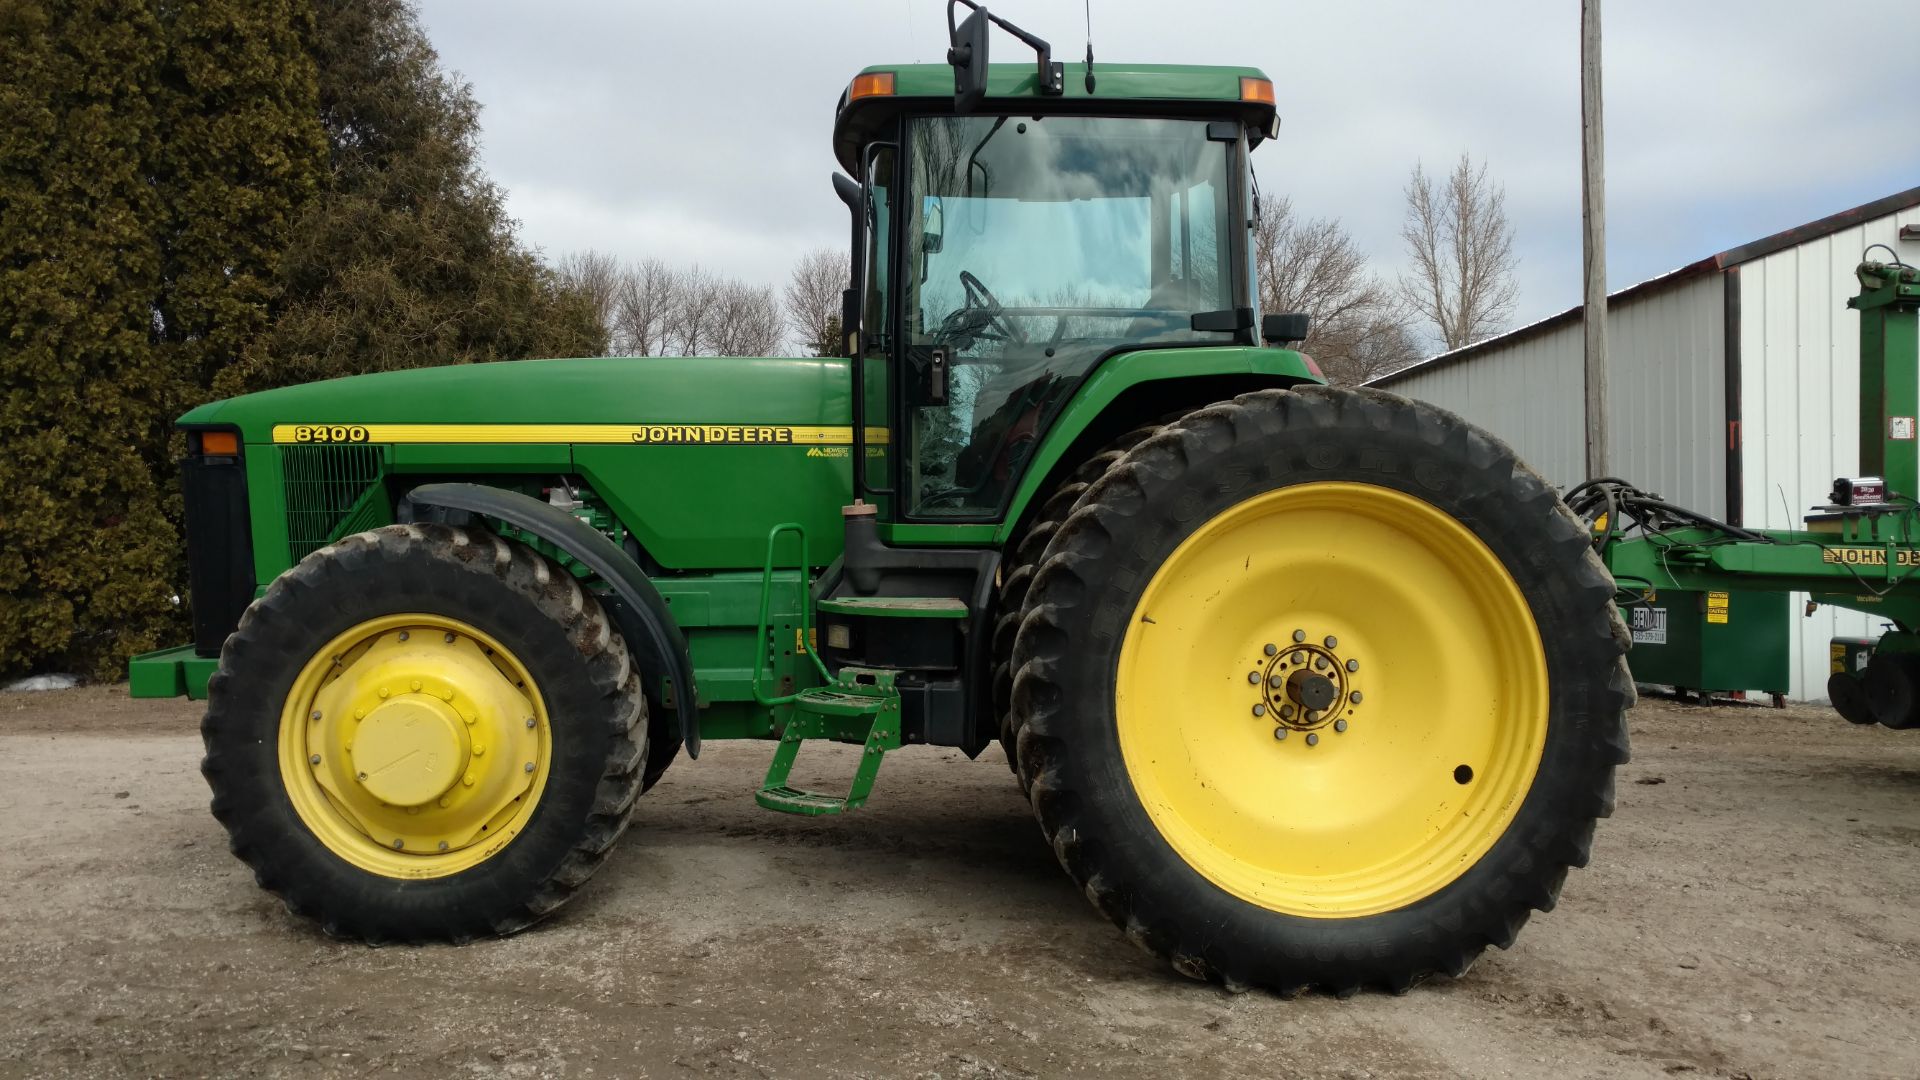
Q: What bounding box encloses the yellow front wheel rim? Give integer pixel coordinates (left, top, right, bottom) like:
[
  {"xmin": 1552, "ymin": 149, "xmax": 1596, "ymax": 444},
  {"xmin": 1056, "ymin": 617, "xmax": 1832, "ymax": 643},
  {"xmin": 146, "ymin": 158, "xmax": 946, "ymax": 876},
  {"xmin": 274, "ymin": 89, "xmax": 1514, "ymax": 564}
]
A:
[
  {"xmin": 1116, "ymin": 482, "xmax": 1549, "ymax": 918},
  {"xmin": 278, "ymin": 614, "xmax": 551, "ymax": 879}
]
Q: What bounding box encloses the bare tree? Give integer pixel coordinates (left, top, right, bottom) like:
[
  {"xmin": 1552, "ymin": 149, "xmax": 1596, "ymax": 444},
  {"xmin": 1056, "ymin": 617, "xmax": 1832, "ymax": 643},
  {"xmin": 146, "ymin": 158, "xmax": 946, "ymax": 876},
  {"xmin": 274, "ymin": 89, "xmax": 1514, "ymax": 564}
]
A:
[
  {"xmin": 1399, "ymin": 154, "xmax": 1519, "ymax": 352},
  {"xmin": 669, "ymin": 266, "xmax": 724, "ymax": 357},
  {"xmin": 612, "ymin": 258, "xmax": 679, "ymax": 356},
  {"xmin": 553, "ymin": 250, "xmax": 622, "ymax": 346},
  {"xmin": 1256, "ymin": 197, "xmax": 1420, "ymax": 384},
  {"xmin": 709, "ymin": 280, "xmax": 784, "ymax": 357},
  {"xmin": 784, "ymin": 247, "xmax": 847, "ymax": 356}
]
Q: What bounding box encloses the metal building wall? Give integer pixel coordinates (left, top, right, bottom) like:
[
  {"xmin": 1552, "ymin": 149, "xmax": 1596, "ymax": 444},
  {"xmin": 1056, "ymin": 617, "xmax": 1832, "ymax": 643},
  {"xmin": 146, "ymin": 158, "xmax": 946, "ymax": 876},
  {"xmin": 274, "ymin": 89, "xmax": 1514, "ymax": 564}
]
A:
[
  {"xmin": 1381, "ymin": 272, "xmax": 1727, "ymax": 517},
  {"xmin": 1736, "ymin": 204, "xmax": 1920, "ymax": 700}
]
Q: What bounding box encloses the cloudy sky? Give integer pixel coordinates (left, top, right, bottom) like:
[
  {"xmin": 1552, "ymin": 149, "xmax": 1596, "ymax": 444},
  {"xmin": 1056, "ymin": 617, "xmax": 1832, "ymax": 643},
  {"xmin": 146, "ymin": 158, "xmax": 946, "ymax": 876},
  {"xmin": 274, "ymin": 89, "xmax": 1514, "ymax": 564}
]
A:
[{"xmin": 415, "ymin": 0, "xmax": 1916, "ymax": 347}]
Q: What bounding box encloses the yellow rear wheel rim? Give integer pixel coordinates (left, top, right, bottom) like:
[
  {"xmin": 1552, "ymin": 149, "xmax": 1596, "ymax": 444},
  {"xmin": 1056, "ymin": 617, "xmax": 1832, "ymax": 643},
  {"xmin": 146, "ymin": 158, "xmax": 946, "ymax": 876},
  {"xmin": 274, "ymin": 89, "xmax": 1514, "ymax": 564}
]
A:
[
  {"xmin": 1116, "ymin": 482, "xmax": 1549, "ymax": 918},
  {"xmin": 277, "ymin": 614, "xmax": 551, "ymax": 879}
]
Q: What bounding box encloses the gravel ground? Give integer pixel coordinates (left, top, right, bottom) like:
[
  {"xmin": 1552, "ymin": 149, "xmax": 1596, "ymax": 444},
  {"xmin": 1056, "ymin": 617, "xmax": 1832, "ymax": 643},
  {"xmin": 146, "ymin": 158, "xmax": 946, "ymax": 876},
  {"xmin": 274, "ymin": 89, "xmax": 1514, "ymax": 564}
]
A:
[{"xmin": 1, "ymin": 685, "xmax": 1916, "ymax": 1079}]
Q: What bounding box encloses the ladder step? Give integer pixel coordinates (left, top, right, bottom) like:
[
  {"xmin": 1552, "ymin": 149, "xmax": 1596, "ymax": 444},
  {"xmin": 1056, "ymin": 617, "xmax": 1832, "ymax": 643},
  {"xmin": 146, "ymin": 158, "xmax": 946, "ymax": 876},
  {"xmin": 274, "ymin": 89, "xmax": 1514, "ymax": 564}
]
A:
[
  {"xmin": 755, "ymin": 785, "xmax": 868, "ymax": 816},
  {"xmin": 817, "ymin": 596, "xmax": 969, "ymax": 619},
  {"xmin": 756, "ymin": 666, "xmax": 902, "ymax": 816},
  {"xmin": 794, "ymin": 687, "xmax": 891, "ymax": 718}
]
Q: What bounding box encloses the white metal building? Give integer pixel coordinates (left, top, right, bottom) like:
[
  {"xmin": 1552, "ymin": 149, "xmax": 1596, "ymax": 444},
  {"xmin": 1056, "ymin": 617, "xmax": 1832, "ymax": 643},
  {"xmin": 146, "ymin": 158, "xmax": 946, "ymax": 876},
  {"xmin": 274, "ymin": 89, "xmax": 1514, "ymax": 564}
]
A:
[{"xmin": 1374, "ymin": 187, "xmax": 1920, "ymax": 700}]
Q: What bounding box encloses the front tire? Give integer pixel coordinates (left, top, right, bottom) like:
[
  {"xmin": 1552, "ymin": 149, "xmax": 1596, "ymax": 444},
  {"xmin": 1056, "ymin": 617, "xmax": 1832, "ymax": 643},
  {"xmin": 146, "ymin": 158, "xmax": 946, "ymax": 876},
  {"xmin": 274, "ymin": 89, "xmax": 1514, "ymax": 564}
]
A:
[
  {"xmin": 1010, "ymin": 387, "xmax": 1632, "ymax": 993},
  {"xmin": 202, "ymin": 524, "xmax": 646, "ymax": 943}
]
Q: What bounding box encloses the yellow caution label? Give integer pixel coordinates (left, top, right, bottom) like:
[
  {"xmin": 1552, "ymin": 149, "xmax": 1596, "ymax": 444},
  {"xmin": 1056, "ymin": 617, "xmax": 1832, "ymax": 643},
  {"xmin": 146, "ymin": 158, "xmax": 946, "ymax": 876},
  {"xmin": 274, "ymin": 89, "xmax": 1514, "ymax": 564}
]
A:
[
  {"xmin": 1706, "ymin": 590, "xmax": 1729, "ymax": 625},
  {"xmin": 1831, "ymin": 642, "xmax": 1846, "ymax": 674}
]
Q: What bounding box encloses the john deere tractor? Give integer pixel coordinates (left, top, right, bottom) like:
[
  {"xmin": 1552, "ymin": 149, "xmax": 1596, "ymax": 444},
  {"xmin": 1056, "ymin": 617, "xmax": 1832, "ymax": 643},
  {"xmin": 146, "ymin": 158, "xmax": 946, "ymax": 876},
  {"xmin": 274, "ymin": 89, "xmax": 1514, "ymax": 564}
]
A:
[{"xmin": 130, "ymin": 5, "xmax": 1631, "ymax": 994}]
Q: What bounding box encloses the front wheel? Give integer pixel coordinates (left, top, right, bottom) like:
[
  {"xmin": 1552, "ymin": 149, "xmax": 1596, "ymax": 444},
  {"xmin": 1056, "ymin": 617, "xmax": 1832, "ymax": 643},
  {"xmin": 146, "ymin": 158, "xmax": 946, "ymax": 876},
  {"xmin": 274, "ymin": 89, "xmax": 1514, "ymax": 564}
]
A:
[
  {"xmin": 1009, "ymin": 387, "xmax": 1632, "ymax": 994},
  {"xmin": 202, "ymin": 524, "xmax": 647, "ymax": 943}
]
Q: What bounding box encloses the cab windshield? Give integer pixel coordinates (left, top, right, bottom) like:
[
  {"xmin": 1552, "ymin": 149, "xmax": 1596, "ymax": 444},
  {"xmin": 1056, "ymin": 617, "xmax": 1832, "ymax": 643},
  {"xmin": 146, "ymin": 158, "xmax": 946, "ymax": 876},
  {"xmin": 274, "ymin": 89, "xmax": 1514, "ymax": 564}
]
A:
[{"xmin": 900, "ymin": 115, "xmax": 1236, "ymax": 517}]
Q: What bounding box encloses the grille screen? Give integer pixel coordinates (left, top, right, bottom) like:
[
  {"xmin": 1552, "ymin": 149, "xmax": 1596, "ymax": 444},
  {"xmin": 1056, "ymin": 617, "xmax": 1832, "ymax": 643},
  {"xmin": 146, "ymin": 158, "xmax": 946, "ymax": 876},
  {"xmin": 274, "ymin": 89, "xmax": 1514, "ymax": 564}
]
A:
[{"xmin": 282, "ymin": 444, "xmax": 385, "ymax": 562}]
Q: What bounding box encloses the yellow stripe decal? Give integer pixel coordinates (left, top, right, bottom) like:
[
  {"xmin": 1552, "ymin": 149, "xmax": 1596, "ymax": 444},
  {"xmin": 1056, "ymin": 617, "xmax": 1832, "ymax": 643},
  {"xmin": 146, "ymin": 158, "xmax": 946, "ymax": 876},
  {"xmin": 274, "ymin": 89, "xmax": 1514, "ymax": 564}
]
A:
[{"xmin": 271, "ymin": 423, "xmax": 889, "ymax": 446}]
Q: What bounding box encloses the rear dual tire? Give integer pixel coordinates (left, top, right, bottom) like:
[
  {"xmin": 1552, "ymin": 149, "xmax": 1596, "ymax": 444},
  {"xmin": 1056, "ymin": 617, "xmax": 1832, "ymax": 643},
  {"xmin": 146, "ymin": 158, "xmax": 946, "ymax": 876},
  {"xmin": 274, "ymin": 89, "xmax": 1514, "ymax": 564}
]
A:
[{"xmin": 1008, "ymin": 387, "xmax": 1633, "ymax": 994}]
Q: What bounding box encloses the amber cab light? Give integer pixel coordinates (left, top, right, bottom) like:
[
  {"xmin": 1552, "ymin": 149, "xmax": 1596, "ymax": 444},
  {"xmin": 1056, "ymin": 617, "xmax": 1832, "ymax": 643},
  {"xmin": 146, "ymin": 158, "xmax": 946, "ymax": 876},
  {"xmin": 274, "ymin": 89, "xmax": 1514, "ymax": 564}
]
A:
[
  {"xmin": 199, "ymin": 431, "xmax": 239, "ymax": 456},
  {"xmin": 1240, "ymin": 77, "xmax": 1275, "ymax": 105},
  {"xmin": 849, "ymin": 72, "xmax": 896, "ymax": 101}
]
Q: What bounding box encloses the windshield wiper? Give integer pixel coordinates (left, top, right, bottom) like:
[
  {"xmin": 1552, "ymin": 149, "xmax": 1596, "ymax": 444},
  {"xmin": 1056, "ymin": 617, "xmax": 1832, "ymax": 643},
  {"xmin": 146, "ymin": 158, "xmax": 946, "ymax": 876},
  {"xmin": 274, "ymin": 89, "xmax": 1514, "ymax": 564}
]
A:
[{"xmin": 963, "ymin": 116, "xmax": 1008, "ymax": 198}]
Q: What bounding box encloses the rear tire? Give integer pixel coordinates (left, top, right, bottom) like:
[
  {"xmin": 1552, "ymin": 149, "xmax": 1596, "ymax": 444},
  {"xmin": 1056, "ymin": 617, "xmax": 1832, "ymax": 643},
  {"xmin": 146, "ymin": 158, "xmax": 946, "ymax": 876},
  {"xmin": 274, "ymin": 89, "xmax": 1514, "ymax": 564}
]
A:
[
  {"xmin": 1010, "ymin": 387, "xmax": 1632, "ymax": 994},
  {"xmin": 203, "ymin": 524, "xmax": 646, "ymax": 943},
  {"xmin": 992, "ymin": 424, "xmax": 1160, "ymax": 774}
]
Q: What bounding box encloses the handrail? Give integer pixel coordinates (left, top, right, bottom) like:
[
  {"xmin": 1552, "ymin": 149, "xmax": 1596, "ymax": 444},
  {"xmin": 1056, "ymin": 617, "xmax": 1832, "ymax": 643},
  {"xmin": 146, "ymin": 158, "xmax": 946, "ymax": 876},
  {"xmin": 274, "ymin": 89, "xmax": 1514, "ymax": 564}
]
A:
[{"xmin": 752, "ymin": 522, "xmax": 833, "ymax": 706}]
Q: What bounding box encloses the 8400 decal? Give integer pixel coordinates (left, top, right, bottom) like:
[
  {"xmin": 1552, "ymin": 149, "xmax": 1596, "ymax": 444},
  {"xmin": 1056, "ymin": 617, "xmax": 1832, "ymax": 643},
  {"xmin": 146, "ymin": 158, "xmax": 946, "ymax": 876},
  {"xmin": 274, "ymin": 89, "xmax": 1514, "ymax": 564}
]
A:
[{"xmin": 287, "ymin": 424, "xmax": 371, "ymax": 444}]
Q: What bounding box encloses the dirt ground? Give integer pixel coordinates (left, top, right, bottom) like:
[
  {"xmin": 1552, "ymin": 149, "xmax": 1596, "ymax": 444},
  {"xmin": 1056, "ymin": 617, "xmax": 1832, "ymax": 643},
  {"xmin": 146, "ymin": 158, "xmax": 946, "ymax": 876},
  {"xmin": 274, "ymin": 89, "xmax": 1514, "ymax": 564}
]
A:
[{"xmin": 1, "ymin": 687, "xmax": 1916, "ymax": 1079}]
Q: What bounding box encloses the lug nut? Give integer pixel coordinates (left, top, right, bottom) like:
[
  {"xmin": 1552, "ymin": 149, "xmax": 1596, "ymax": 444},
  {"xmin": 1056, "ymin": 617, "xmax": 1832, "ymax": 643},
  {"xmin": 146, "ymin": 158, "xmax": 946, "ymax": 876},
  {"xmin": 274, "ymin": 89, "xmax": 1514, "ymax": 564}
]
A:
[
  {"xmin": 310, "ymin": 709, "xmax": 322, "ymax": 721},
  {"xmin": 1268, "ymin": 674, "xmax": 1284, "ymax": 688},
  {"xmin": 1350, "ymin": 691, "xmax": 1364, "ymax": 704},
  {"xmin": 1263, "ymin": 643, "xmax": 1278, "ymax": 657},
  {"xmin": 1292, "ymin": 651, "xmax": 1306, "ymax": 664},
  {"xmin": 410, "ymin": 680, "xmax": 421, "ymax": 692},
  {"xmin": 392, "ymin": 839, "xmax": 404, "ymax": 850},
  {"xmin": 463, "ymin": 773, "xmax": 476, "ymax": 787},
  {"xmin": 524, "ymin": 762, "xmax": 536, "ymax": 773},
  {"xmin": 1346, "ymin": 659, "xmax": 1359, "ymax": 672},
  {"xmin": 353, "ymin": 708, "xmax": 365, "ymax": 720},
  {"xmin": 438, "ymin": 841, "xmax": 450, "ymax": 851},
  {"xmin": 1324, "ymin": 635, "xmax": 1338, "ymax": 648},
  {"xmin": 472, "ymin": 744, "xmax": 485, "ymax": 757},
  {"xmin": 438, "ymin": 796, "xmax": 451, "ymax": 808},
  {"xmin": 356, "ymin": 772, "xmax": 368, "ymax": 782},
  {"xmin": 524, "ymin": 717, "xmax": 536, "ymax": 728},
  {"xmin": 1273, "ymin": 728, "xmax": 1288, "ymax": 740},
  {"xmin": 1280, "ymin": 704, "xmax": 1294, "ymax": 719},
  {"xmin": 1334, "ymin": 719, "xmax": 1348, "ymax": 733},
  {"xmin": 1248, "ymin": 671, "xmax": 1261, "ymax": 685},
  {"xmin": 1252, "ymin": 704, "xmax": 1266, "ymax": 717},
  {"xmin": 1292, "ymin": 629, "xmax": 1306, "ymax": 643},
  {"xmin": 1306, "ymin": 733, "xmax": 1320, "ymax": 746},
  {"xmin": 444, "ymin": 632, "xmax": 456, "ymax": 643},
  {"xmin": 398, "ymin": 631, "xmax": 409, "ymax": 642},
  {"xmin": 308, "ymin": 754, "xmax": 321, "ymax": 766},
  {"xmin": 378, "ymin": 686, "xmax": 390, "ymax": 699}
]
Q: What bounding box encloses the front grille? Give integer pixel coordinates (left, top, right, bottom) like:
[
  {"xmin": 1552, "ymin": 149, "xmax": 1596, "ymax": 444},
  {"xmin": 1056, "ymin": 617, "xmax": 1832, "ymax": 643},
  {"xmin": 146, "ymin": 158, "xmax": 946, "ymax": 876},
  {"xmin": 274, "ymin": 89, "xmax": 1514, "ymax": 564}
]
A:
[
  {"xmin": 282, "ymin": 444, "xmax": 385, "ymax": 562},
  {"xmin": 182, "ymin": 453, "xmax": 255, "ymax": 656}
]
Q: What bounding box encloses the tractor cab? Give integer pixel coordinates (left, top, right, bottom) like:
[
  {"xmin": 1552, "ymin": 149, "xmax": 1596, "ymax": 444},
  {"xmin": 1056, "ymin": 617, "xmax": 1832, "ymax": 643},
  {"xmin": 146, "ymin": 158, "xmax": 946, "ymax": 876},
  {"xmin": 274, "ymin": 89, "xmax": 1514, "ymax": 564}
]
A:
[{"xmin": 830, "ymin": 9, "xmax": 1283, "ymax": 523}]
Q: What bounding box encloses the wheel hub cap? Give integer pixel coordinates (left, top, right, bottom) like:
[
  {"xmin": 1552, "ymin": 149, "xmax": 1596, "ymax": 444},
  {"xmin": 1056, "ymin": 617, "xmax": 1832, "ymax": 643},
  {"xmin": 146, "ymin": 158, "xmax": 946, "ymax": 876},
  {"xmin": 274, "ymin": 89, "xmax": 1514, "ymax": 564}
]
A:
[{"xmin": 351, "ymin": 697, "xmax": 466, "ymax": 806}]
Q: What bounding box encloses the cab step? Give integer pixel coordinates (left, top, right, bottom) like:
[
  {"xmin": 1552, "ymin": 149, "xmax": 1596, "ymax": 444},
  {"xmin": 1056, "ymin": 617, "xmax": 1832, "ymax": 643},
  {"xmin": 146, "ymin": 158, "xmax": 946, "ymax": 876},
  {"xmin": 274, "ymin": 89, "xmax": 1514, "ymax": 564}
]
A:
[
  {"xmin": 816, "ymin": 595, "xmax": 968, "ymax": 619},
  {"xmin": 755, "ymin": 666, "xmax": 903, "ymax": 816}
]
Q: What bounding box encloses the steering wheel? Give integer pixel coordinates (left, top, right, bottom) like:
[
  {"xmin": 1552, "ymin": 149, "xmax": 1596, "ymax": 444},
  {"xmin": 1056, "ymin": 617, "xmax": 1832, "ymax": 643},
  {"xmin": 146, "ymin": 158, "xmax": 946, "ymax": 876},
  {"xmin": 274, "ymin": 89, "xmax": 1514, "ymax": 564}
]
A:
[{"xmin": 958, "ymin": 270, "xmax": 1028, "ymax": 345}]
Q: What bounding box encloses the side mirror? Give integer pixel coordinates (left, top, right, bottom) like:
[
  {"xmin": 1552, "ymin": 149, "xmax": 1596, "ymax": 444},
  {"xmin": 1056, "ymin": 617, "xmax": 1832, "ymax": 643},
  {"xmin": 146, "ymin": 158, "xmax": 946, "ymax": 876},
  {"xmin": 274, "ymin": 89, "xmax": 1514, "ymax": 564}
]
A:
[
  {"xmin": 922, "ymin": 196, "xmax": 945, "ymax": 255},
  {"xmin": 1262, "ymin": 312, "xmax": 1311, "ymax": 346},
  {"xmin": 948, "ymin": 5, "xmax": 990, "ymax": 112}
]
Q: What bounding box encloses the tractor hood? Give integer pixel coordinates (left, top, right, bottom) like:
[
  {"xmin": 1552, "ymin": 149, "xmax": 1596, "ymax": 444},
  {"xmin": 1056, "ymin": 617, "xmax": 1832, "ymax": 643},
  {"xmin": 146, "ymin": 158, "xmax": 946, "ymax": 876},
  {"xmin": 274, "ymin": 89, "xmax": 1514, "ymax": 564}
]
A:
[{"xmin": 180, "ymin": 355, "xmax": 856, "ymax": 441}]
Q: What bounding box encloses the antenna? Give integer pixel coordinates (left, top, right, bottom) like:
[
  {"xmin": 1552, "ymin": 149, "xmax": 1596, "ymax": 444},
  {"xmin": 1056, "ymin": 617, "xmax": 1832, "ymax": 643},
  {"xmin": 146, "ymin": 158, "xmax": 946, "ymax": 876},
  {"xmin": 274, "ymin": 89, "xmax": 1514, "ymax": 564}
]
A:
[{"xmin": 1084, "ymin": 0, "xmax": 1096, "ymax": 93}]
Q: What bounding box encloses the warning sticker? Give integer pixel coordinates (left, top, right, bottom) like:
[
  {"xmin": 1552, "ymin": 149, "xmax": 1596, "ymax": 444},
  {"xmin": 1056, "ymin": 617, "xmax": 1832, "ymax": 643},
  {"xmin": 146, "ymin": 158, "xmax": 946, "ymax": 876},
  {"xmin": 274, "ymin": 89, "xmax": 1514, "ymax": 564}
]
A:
[
  {"xmin": 1891, "ymin": 417, "xmax": 1916, "ymax": 440},
  {"xmin": 1629, "ymin": 606, "xmax": 1668, "ymax": 645},
  {"xmin": 1706, "ymin": 591, "xmax": 1729, "ymax": 625}
]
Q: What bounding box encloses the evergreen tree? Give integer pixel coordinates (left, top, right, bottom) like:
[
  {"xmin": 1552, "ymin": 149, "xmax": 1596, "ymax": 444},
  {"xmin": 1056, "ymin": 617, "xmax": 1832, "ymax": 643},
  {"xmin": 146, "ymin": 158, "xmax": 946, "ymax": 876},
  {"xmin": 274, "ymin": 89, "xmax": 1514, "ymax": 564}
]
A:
[
  {"xmin": 216, "ymin": 0, "xmax": 604, "ymax": 394},
  {"xmin": 0, "ymin": 0, "xmax": 179, "ymax": 676},
  {"xmin": 1, "ymin": 0, "xmax": 602, "ymax": 678}
]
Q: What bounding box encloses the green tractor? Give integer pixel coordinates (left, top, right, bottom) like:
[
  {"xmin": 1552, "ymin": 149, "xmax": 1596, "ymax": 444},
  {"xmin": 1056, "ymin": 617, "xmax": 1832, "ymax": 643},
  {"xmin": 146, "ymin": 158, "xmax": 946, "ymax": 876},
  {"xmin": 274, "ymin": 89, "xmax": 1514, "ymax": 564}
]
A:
[{"xmin": 131, "ymin": 5, "xmax": 1631, "ymax": 994}]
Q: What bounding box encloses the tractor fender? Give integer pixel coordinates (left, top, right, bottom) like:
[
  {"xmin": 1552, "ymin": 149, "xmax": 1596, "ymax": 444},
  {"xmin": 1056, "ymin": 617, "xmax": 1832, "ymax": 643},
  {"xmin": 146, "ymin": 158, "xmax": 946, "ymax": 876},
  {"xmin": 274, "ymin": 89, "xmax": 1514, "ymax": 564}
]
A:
[{"xmin": 402, "ymin": 483, "xmax": 702, "ymax": 757}]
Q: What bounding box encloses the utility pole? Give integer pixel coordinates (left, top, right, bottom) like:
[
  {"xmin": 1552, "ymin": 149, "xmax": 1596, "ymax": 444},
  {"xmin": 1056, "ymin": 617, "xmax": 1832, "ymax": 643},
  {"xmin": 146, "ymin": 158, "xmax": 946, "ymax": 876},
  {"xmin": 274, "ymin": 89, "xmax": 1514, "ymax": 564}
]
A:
[{"xmin": 1582, "ymin": 0, "xmax": 1609, "ymax": 477}]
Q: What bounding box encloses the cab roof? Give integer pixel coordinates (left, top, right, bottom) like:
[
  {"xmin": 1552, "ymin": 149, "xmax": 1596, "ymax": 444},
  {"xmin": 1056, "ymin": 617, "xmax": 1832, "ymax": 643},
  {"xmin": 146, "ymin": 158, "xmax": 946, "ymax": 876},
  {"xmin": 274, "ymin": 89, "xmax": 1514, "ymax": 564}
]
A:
[{"xmin": 832, "ymin": 61, "xmax": 1278, "ymax": 175}]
